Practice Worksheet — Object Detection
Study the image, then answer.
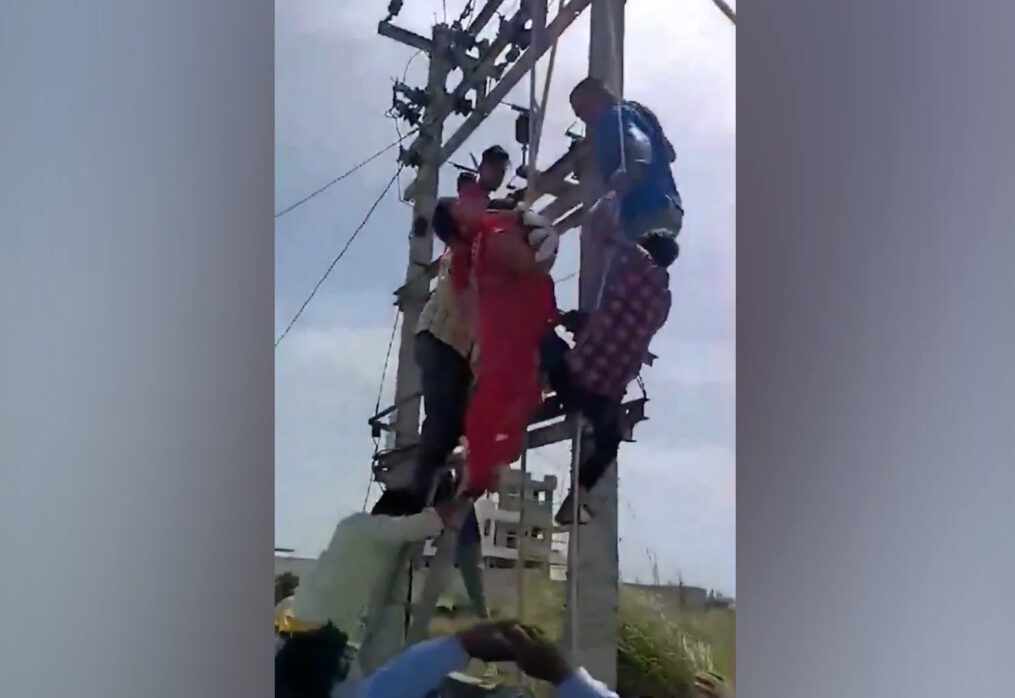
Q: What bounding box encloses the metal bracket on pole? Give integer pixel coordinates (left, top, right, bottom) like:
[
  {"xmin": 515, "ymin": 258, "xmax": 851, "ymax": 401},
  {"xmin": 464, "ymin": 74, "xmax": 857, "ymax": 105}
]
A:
[{"xmin": 403, "ymin": 0, "xmax": 595, "ymax": 200}]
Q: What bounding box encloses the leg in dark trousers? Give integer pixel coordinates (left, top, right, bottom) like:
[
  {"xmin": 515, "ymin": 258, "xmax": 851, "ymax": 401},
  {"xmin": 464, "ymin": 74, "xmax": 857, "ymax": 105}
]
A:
[
  {"xmin": 540, "ymin": 331, "xmax": 624, "ymax": 522},
  {"xmin": 413, "ymin": 331, "xmax": 472, "ymax": 499},
  {"xmin": 576, "ymin": 394, "xmax": 623, "ymax": 491}
]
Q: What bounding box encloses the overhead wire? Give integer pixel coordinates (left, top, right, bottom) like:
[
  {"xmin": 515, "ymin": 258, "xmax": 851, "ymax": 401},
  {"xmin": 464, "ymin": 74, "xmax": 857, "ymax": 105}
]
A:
[
  {"xmin": 275, "ymin": 167, "xmax": 404, "ymax": 348},
  {"xmin": 274, "ymin": 132, "xmax": 416, "ymax": 220},
  {"xmin": 361, "ymin": 306, "xmax": 403, "ymax": 511},
  {"xmin": 389, "ymin": 49, "xmax": 424, "ymax": 209}
]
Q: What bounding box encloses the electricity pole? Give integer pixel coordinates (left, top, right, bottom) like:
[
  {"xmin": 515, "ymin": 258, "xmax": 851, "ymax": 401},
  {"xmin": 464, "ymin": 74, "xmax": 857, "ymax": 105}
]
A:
[
  {"xmin": 368, "ymin": 4, "xmax": 639, "ymax": 689},
  {"xmin": 390, "ymin": 27, "xmax": 452, "ymax": 449}
]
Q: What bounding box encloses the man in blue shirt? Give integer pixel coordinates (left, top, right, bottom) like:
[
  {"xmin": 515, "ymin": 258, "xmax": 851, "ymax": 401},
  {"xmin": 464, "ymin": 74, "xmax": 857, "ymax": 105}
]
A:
[
  {"xmin": 568, "ymin": 77, "xmax": 683, "ymax": 258},
  {"xmin": 276, "ymin": 619, "xmax": 620, "ymax": 698},
  {"xmin": 358, "ymin": 621, "xmax": 620, "ymax": 698}
]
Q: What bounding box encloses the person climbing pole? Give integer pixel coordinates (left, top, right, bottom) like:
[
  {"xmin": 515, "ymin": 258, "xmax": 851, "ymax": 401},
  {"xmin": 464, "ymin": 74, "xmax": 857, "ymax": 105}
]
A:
[
  {"xmin": 569, "ymin": 76, "xmax": 683, "ymax": 250},
  {"xmin": 410, "ymin": 148, "xmax": 512, "ymax": 621},
  {"xmin": 428, "ymin": 142, "xmax": 562, "ymax": 498},
  {"xmin": 412, "ymin": 149, "xmax": 510, "ymax": 501},
  {"xmin": 283, "ymin": 490, "xmax": 454, "ymax": 645},
  {"xmin": 546, "ymin": 77, "xmax": 684, "ymax": 524}
]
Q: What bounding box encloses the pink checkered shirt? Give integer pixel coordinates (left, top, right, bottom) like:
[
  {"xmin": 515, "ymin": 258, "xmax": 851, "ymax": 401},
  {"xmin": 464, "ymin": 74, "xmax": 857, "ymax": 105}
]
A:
[{"xmin": 566, "ymin": 244, "xmax": 671, "ymax": 401}]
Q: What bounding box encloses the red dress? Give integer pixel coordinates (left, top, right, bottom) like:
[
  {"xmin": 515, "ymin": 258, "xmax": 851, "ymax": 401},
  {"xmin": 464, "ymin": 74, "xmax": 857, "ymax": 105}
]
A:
[{"xmin": 458, "ymin": 210, "xmax": 558, "ymax": 494}]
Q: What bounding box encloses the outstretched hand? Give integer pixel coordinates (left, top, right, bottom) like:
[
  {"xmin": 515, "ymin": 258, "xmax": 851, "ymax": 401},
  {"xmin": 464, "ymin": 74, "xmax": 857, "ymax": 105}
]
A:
[
  {"xmin": 455, "ymin": 620, "xmax": 520, "ymax": 664},
  {"xmin": 501, "ymin": 624, "xmax": 572, "ymax": 686}
]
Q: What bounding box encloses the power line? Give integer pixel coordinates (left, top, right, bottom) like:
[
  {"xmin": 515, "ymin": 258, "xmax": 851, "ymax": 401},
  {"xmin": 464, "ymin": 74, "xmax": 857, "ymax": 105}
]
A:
[
  {"xmin": 390, "ymin": 50, "xmax": 424, "ymax": 209},
  {"xmin": 362, "ymin": 306, "xmax": 402, "ymax": 511},
  {"xmin": 274, "ymin": 132, "xmax": 416, "ymax": 220},
  {"xmin": 275, "ymin": 167, "xmax": 403, "ymax": 348}
]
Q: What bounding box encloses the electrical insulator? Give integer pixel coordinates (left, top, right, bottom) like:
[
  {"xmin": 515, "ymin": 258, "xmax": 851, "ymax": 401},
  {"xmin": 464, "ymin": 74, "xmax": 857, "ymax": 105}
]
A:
[
  {"xmin": 505, "ymin": 45, "xmax": 522, "ymax": 63},
  {"xmin": 515, "ymin": 112, "xmax": 531, "ymax": 146},
  {"xmin": 399, "ymin": 146, "xmax": 422, "ymax": 169},
  {"xmin": 386, "ymin": 1, "xmax": 403, "ymax": 20},
  {"xmin": 453, "ymin": 96, "xmax": 473, "ymax": 117},
  {"xmin": 515, "ymin": 29, "xmax": 532, "ymax": 50}
]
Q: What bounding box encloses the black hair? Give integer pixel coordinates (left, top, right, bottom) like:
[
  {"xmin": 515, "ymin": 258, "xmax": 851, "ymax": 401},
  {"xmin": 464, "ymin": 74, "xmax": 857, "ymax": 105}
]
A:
[
  {"xmin": 638, "ymin": 230, "xmax": 679, "ymax": 269},
  {"xmin": 370, "ymin": 488, "xmax": 426, "ymax": 517},
  {"xmin": 456, "ymin": 171, "xmax": 477, "ymax": 191},
  {"xmin": 275, "ymin": 623, "xmax": 349, "ymax": 698},
  {"xmin": 481, "ymin": 145, "xmax": 510, "ymax": 164},
  {"xmin": 570, "ymin": 76, "xmax": 616, "ymax": 101},
  {"xmin": 431, "ymin": 197, "xmax": 462, "ymax": 245}
]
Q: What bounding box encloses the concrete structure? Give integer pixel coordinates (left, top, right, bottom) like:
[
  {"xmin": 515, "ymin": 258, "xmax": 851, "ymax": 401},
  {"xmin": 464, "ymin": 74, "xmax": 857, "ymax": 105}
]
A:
[
  {"xmin": 419, "ymin": 467, "xmax": 566, "ymax": 572},
  {"xmin": 274, "ymin": 553, "xmax": 317, "ymax": 583},
  {"xmin": 565, "ymin": 0, "xmax": 626, "ymax": 687}
]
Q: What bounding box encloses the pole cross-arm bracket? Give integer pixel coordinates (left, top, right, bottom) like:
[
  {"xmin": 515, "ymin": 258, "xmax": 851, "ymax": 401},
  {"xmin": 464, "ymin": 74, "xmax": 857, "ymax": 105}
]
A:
[{"xmin": 378, "ymin": 21, "xmax": 483, "ymax": 72}]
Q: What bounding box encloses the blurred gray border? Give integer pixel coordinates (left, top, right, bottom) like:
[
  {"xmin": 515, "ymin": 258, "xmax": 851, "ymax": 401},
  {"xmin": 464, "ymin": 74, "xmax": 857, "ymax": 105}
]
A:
[
  {"xmin": 3, "ymin": 1, "xmax": 1015, "ymax": 697},
  {"xmin": 738, "ymin": 1, "xmax": 1015, "ymax": 695},
  {"xmin": 1, "ymin": 2, "xmax": 274, "ymax": 697}
]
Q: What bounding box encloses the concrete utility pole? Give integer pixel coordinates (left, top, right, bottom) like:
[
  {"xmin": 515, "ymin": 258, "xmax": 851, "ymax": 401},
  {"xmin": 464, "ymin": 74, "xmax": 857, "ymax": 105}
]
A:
[
  {"xmin": 565, "ymin": 0, "xmax": 625, "ymax": 689},
  {"xmin": 360, "ymin": 20, "xmax": 456, "ymax": 672},
  {"xmin": 390, "ymin": 26, "xmax": 452, "ymax": 448}
]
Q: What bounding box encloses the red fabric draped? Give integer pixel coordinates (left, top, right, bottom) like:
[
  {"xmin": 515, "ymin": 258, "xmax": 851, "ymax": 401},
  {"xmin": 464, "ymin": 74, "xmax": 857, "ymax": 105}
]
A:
[
  {"xmin": 461, "ymin": 211, "xmax": 558, "ymax": 494},
  {"xmin": 448, "ymin": 182, "xmax": 489, "ymax": 292}
]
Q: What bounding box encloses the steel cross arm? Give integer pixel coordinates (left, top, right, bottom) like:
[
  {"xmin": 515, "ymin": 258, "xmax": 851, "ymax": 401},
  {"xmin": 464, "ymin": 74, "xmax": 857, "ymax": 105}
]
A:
[
  {"xmin": 553, "ymin": 205, "xmax": 584, "ymax": 233},
  {"xmin": 512, "ymin": 141, "xmax": 588, "ymax": 201},
  {"xmin": 467, "ymin": 0, "xmax": 507, "ymax": 34},
  {"xmin": 527, "ymin": 397, "xmax": 647, "ymax": 450},
  {"xmin": 398, "ymin": 10, "xmax": 527, "ymax": 175},
  {"xmin": 539, "ymin": 185, "xmax": 583, "ymax": 220},
  {"xmin": 377, "ymin": 21, "xmax": 481, "ymax": 72},
  {"xmin": 404, "ymin": 0, "xmax": 594, "ymax": 200}
]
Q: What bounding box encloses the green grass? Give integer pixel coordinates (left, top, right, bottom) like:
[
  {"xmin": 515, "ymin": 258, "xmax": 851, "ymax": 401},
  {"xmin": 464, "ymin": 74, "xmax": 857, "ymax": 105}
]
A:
[{"xmin": 428, "ymin": 577, "xmax": 735, "ymax": 697}]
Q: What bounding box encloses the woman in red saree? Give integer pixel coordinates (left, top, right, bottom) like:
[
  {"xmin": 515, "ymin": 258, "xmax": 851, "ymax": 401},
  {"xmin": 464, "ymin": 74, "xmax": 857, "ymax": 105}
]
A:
[{"xmin": 450, "ymin": 192, "xmax": 559, "ymax": 495}]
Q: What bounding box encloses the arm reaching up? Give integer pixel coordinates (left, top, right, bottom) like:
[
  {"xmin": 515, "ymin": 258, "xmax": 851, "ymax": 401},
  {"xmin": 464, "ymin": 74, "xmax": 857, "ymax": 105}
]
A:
[{"xmin": 363, "ymin": 509, "xmax": 443, "ymax": 546}]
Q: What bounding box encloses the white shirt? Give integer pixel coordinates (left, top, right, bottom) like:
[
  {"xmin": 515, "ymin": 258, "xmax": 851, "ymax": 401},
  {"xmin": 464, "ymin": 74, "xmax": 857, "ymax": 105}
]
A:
[{"xmin": 291, "ymin": 510, "xmax": 443, "ymax": 640}]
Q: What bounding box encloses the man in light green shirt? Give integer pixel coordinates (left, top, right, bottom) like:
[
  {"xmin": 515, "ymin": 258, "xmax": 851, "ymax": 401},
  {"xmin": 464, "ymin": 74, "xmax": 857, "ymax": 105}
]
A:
[{"xmin": 289, "ymin": 490, "xmax": 453, "ymax": 649}]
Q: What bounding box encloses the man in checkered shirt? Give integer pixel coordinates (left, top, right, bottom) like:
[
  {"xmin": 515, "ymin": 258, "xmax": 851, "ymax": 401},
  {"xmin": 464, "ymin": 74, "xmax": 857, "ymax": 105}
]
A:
[
  {"xmin": 543, "ymin": 232, "xmax": 675, "ymax": 525},
  {"xmin": 545, "ymin": 77, "xmax": 684, "ymax": 524}
]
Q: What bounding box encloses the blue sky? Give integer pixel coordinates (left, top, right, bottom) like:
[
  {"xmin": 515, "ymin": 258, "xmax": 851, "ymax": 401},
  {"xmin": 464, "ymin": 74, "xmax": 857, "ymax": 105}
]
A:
[{"xmin": 274, "ymin": 0, "xmax": 735, "ymax": 595}]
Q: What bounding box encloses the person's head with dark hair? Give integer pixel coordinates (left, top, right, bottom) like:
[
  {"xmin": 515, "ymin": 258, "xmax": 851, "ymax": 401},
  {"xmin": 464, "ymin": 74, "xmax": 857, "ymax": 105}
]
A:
[
  {"xmin": 569, "ymin": 76, "xmax": 618, "ymax": 125},
  {"xmin": 637, "ymin": 229, "xmax": 679, "ymax": 269},
  {"xmin": 275, "ymin": 572, "xmax": 300, "ymax": 605},
  {"xmin": 478, "ymin": 145, "xmax": 510, "ymax": 192},
  {"xmin": 275, "ymin": 623, "xmax": 351, "ymax": 698},
  {"xmin": 431, "ymin": 196, "xmax": 461, "ymax": 246},
  {"xmin": 370, "ymin": 488, "xmax": 426, "ymax": 517}
]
